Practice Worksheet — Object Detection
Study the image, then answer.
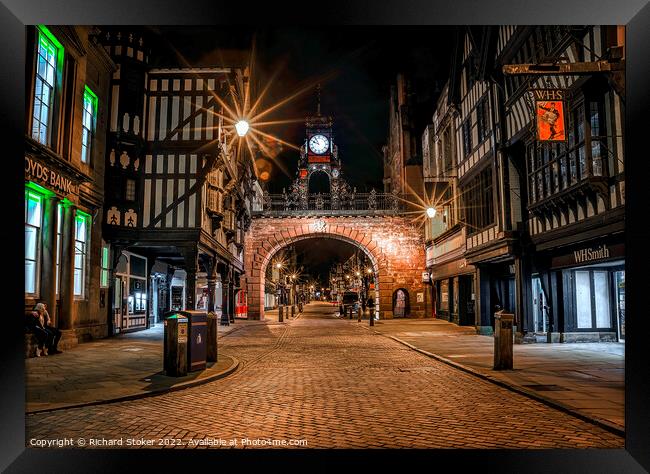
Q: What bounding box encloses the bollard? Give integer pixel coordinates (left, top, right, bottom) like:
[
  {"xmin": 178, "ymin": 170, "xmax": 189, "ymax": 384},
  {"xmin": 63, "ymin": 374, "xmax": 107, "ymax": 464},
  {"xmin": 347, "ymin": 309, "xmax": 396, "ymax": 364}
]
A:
[
  {"xmin": 493, "ymin": 311, "xmax": 514, "ymax": 370},
  {"xmin": 369, "ymin": 313, "xmax": 375, "ymax": 326},
  {"xmin": 279, "ymin": 305, "xmax": 284, "ymax": 323},
  {"xmin": 357, "ymin": 308, "xmax": 362, "ymax": 322},
  {"xmin": 348, "ymin": 307, "xmax": 353, "ymax": 319},
  {"xmin": 206, "ymin": 312, "xmax": 218, "ymax": 362},
  {"xmin": 291, "ymin": 305, "xmax": 296, "ymax": 318}
]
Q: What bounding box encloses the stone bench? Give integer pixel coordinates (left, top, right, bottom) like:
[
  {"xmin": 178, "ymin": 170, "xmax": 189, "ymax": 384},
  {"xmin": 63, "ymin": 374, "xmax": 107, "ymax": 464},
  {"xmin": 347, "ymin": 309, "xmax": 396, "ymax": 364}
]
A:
[{"xmin": 25, "ymin": 332, "xmax": 40, "ymax": 358}]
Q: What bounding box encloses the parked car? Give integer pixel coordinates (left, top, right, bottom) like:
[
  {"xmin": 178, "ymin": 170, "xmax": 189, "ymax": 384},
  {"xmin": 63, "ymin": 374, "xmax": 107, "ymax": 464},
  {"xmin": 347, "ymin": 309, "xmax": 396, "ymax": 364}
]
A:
[{"xmin": 340, "ymin": 291, "xmax": 360, "ymax": 315}]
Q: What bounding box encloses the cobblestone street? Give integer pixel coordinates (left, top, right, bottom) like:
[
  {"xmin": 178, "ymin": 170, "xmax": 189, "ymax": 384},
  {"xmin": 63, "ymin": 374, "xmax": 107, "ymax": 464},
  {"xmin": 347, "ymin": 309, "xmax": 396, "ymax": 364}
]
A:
[{"xmin": 26, "ymin": 303, "xmax": 623, "ymax": 449}]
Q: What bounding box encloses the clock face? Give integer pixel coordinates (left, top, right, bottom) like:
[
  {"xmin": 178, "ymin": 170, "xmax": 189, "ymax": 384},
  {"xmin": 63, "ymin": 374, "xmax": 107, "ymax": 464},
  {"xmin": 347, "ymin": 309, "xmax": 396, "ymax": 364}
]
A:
[
  {"xmin": 309, "ymin": 134, "xmax": 330, "ymax": 154},
  {"xmin": 331, "ymin": 168, "xmax": 340, "ymax": 178}
]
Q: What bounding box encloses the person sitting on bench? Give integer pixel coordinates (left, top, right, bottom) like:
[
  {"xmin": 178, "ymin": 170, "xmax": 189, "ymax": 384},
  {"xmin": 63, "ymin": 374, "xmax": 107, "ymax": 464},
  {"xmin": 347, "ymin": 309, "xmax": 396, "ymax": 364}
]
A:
[
  {"xmin": 25, "ymin": 305, "xmax": 53, "ymax": 357},
  {"xmin": 38, "ymin": 302, "xmax": 62, "ymax": 354}
]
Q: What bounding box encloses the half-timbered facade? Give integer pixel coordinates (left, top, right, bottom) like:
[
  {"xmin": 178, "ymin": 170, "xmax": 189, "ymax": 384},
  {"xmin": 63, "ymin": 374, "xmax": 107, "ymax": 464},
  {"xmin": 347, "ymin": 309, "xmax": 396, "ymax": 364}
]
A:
[
  {"xmin": 24, "ymin": 25, "xmax": 116, "ymax": 347},
  {"xmin": 448, "ymin": 27, "xmax": 524, "ymax": 335},
  {"xmin": 495, "ymin": 25, "xmax": 626, "ymax": 342},
  {"xmin": 99, "ymin": 27, "xmax": 256, "ymax": 333},
  {"xmin": 423, "ymin": 81, "xmax": 477, "ymax": 324}
]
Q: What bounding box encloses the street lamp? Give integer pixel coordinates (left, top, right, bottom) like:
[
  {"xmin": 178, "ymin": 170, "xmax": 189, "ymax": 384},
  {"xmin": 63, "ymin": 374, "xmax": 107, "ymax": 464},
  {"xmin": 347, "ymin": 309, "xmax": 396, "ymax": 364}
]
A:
[
  {"xmin": 235, "ymin": 120, "xmax": 250, "ymax": 137},
  {"xmin": 426, "ymin": 207, "xmax": 437, "ymax": 218}
]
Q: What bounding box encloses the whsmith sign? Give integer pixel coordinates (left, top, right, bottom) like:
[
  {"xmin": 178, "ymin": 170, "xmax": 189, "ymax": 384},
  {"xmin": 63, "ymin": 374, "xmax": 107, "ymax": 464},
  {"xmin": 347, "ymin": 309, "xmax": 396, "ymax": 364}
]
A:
[
  {"xmin": 25, "ymin": 157, "xmax": 77, "ymax": 195},
  {"xmin": 550, "ymin": 242, "xmax": 624, "ymax": 269}
]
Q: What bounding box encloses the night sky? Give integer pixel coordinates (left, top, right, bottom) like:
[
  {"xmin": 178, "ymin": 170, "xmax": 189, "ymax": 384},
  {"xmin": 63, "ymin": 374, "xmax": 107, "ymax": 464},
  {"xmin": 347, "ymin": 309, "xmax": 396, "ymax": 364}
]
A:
[{"xmin": 149, "ymin": 26, "xmax": 456, "ymax": 192}]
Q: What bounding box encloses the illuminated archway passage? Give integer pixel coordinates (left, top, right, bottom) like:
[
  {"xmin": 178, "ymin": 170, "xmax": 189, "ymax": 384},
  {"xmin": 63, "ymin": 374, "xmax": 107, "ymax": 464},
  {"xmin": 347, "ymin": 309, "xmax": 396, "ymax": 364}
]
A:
[{"xmin": 244, "ymin": 216, "xmax": 426, "ymax": 320}]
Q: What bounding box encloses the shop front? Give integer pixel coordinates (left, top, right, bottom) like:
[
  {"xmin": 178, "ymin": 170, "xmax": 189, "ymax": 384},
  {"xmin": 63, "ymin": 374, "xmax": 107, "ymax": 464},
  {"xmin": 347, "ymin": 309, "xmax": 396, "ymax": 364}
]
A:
[
  {"xmin": 113, "ymin": 251, "xmax": 149, "ymax": 333},
  {"xmin": 531, "ymin": 234, "xmax": 624, "ymax": 343},
  {"xmin": 427, "ymin": 226, "xmax": 477, "ymax": 326},
  {"xmin": 25, "ymin": 151, "xmax": 105, "ymax": 345}
]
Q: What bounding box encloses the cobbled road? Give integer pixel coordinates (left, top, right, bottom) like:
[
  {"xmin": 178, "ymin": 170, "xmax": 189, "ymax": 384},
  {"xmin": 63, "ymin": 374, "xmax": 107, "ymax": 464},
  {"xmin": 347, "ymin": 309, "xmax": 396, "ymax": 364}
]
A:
[{"xmin": 26, "ymin": 303, "xmax": 623, "ymax": 449}]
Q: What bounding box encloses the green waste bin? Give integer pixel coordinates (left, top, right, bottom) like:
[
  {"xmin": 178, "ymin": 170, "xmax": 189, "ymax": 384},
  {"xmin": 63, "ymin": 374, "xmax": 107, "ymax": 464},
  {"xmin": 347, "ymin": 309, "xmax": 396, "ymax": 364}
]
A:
[{"xmin": 163, "ymin": 313, "xmax": 189, "ymax": 377}]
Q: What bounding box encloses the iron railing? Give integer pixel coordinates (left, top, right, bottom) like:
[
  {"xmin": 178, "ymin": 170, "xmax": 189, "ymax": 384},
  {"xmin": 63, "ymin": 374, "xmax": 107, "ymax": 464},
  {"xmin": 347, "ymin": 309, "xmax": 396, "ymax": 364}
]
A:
[{"xmin": 253, "ymin": 190, "xmax": 406, "ymax": 216}]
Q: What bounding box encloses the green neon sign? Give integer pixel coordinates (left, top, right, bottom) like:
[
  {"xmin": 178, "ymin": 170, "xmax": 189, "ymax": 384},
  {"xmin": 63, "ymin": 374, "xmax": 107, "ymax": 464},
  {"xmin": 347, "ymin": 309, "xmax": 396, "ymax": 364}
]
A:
[{"xmin": 25, "ymin": 181, "xmax": 55, "ymax": 197}]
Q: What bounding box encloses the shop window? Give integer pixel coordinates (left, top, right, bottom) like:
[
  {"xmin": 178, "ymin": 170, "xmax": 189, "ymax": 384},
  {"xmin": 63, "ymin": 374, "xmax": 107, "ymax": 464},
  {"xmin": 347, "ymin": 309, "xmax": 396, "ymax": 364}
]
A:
[
  {"xmin": 74, "ymin": 212, "xmax": 90, "ymax": 298},
  {"xmin": 439, "ymin": 280, "xmax": 449, "ymax": 312},
  {"xmin": 574, "ymin": 269, "xmax": 613, "ymax": 329},
  {"xmin": 100, "ymin": 243, "xmax": 110, "ymax": 288},
  {"xmin": 25, "ymin": 191, "xmax": 43, "ymax": 295},
  {"xmin": 31, "ymin": 25, "xmax": 63, "ymax": 146},
  {"xmin": 81, "ymin": 86, "xmax": 97, "ymax": 164}
]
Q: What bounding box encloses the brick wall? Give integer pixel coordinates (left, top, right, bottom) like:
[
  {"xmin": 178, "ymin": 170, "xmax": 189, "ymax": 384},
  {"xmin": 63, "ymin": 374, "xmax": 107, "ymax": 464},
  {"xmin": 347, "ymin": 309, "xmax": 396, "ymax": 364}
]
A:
[{"xmin": 245, "ymin": 216, "xmax": 426, "ymax": 320}]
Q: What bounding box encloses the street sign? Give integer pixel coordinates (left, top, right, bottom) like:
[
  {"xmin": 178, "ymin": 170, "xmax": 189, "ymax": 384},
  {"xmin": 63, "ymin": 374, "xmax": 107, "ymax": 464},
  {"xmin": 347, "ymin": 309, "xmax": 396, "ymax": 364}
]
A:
[{"xmin": 422, "ymin": 272, "xmax": 430, "ymax": 283}]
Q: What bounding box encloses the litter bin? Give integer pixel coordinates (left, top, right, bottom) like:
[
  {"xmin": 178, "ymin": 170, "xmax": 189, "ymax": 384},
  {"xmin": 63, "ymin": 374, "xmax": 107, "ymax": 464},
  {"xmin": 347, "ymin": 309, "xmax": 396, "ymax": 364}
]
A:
[
  {"xmin": 163, "ymin": 312, "xmax": 189, "ymax": 377},
  {"xmin": 185, "ymin": 310, "xmax": 207, "ymax": 372},
  {"xmin": 493, "ymin": 310, "xmax": 514, "ymax": 370},
  {"xmin": 207, "ymin": 311, "xmax": 218, "ymax": 363}
]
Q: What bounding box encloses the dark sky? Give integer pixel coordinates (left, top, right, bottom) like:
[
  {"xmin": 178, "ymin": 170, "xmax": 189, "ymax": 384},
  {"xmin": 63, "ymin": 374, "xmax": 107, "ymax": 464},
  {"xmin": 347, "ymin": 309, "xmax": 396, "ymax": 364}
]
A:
[{"xmin": 150, "ymin": 26, "xmax": 456, "ymax": 193}]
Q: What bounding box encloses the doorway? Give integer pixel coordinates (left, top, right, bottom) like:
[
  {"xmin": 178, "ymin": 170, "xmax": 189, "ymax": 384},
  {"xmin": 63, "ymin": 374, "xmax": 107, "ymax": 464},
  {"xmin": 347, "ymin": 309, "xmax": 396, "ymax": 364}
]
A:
[{"xmin": 532, "ymin": 276, "xmax": 548, "ymax": 333}]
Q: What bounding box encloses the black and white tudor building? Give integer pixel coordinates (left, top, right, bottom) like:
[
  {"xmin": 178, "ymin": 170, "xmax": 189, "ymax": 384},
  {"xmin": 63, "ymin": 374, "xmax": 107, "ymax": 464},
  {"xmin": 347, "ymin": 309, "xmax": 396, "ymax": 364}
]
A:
[
  {"xmin": 99, "ymin": 27, "xmax": 261, "ymax": 333},
  {"xmin": 423, "ymin": 26, "xmax": 626, "ymax": 343}
]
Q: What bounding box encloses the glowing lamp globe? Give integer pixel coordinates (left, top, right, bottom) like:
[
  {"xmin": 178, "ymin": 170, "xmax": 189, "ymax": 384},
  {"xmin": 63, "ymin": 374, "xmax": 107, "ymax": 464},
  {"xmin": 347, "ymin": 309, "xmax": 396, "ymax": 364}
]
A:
[
  {"xmin": 235, "ymin": 120, "xmax": 250, "ymax": 137},
  {"xmin": 426, "ymin": 207, "xmax": 437, "ymax": 218}
]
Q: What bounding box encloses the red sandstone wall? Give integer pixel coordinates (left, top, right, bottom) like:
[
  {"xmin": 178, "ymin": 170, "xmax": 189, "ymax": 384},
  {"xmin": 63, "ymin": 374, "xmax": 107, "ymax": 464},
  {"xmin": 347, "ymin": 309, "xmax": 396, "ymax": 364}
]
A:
[{"xmin": 244, "ymin": 217, "xmax": 426, "ymax": 320}]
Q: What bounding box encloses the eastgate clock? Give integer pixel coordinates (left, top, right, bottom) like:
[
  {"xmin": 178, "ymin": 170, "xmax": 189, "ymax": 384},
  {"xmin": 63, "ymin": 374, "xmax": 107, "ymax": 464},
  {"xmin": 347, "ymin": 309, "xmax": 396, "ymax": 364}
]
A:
[{"xmin": 308, "ymin": 134, "xmax": 329, "ymax": 154}]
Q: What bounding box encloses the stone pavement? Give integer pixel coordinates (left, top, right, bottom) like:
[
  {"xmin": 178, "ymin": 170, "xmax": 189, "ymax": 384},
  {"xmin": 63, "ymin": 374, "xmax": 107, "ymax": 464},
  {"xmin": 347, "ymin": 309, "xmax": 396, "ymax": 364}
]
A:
[
  {"xmin": 358, "ymin": 317, "xmax": 624, "ymax": 434},
  {"xmin": 25, "ymin": 318, "xmax": 260, "ymax": 413},
  {"xmin": 26, "ymin": 302, "xmax": 623, "ymax": 449}
]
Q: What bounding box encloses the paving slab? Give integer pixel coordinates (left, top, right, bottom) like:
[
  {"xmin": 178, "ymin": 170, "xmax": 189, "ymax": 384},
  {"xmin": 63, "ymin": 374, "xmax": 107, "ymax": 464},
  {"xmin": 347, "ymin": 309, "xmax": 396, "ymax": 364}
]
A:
[
  {"xmin": 361, "ymin": 317, "xmax": 624, "ymax": 434},
  {"xmin": 25, "ymin": 319, "xmax": 271, "ymax": 413}
]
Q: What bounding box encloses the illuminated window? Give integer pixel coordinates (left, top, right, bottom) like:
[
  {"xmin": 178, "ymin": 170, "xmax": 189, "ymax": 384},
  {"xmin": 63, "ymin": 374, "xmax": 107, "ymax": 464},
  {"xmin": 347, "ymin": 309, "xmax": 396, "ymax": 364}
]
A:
[
  {"xmin": 25, "ymin": 191, "xmax": 43, "ymax": 295},
  {"xmin": 100, "ymin": 243, "xmax": 110, "ymax": 288},
  {"xmin": 74, "ymin": 212, "xmax": 90, "ymax": 298},
  {"xmin": 31, "ymin": 26, "xmax": 63, "ymax": 146},
  {"xmin": 81, "ymin": 86, "xmax": 97, "ymax": 164}
]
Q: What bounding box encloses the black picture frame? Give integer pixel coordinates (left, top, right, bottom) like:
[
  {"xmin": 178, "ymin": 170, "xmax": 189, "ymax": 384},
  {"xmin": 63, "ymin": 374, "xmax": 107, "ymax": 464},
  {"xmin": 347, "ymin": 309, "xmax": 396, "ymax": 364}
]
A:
[{"xmin": 2, "ymin": 0, "xmax": 649, "ymax": 471}]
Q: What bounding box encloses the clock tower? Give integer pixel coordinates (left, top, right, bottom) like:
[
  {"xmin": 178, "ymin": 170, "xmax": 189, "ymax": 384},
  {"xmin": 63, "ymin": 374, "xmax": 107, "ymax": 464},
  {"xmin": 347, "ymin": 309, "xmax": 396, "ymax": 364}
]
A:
[{"xmin": 292, "ymin": 85, "xmax": 348, "ymax": 208}]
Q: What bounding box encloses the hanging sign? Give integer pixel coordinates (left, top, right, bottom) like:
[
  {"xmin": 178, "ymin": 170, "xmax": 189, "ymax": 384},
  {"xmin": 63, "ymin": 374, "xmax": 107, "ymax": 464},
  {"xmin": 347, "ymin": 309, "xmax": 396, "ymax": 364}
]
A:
[{"xmin": 532, "ymin": 89, "xmax": 566, "ymax": 142}]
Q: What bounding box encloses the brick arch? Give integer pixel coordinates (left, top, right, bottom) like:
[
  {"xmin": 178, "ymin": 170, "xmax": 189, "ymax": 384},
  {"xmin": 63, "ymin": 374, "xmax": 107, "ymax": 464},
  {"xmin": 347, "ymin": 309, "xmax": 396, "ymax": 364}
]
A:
[{"xmin": 244, "ymin": 217, "xmax": 426, "ymax": 320}]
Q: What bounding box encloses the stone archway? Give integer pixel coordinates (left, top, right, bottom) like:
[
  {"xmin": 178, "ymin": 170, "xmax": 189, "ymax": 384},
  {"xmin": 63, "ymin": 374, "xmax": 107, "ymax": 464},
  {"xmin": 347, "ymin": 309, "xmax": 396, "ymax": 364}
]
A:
[{"xmin": 244, "ymin": 216, "xmax": 426, "ymax": 320}]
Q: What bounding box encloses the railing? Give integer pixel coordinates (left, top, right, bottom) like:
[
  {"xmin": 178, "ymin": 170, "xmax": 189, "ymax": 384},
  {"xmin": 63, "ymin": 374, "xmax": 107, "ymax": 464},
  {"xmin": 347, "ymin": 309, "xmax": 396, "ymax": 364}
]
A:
[{"xmin": 254, "ymin": 191, "xmax": 406, "ymax": 216}]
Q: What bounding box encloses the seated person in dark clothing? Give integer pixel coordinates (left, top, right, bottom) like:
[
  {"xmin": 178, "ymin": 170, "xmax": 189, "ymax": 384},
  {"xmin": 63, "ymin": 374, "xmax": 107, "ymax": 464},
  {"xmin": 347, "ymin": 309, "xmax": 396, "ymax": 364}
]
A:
[
  {"xmin": 34, "ymin": 303, "xmax": 62, "ymax": 355},
  {"xmin": 39, "ymin": 302, "xmax": 62, "ymax": 354},
  {"xmin": 25, "ymin": 306, "xmax": 53, "ymax": 357}
]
